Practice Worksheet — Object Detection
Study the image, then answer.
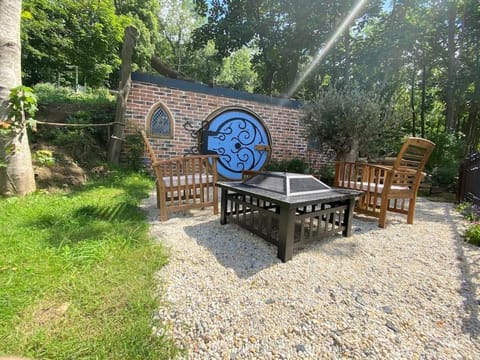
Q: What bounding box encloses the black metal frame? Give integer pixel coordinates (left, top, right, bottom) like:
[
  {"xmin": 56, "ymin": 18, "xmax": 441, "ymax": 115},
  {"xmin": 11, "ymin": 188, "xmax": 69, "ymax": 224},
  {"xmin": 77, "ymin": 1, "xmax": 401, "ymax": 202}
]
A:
[
  {"xmin": 217, "ymin": 181, "xmax": 361, "ymax": 262},
  {"xmin": 457, "ymin": 151, "xmax": 480, "ymax": 206}
]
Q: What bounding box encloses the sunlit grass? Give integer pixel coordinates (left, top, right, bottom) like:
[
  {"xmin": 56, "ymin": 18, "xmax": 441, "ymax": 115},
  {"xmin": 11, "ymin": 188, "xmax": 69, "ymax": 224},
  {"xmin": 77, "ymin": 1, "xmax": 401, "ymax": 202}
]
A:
[{"xmin": 0, "ymin": 173, "xmax": 181, "ymax": 359}]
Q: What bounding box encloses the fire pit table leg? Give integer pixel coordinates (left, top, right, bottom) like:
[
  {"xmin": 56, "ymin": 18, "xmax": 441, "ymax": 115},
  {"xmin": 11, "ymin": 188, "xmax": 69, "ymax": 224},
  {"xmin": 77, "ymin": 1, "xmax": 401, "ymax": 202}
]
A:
[
  {"xmin": 342, "ymin": 197, "xmax": 356, "ymax": 237},
  {"xmin": 278, "ymin": 206, "xmax": 296, "ymax": 262},
  {"xmin": 220, "ymin": 188, "xmax": 228, "ymax": 225}
]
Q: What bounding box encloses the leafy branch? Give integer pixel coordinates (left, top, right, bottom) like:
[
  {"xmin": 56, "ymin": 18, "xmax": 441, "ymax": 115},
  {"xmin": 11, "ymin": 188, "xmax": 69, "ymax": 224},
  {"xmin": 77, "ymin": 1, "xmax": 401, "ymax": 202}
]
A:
[{"xmin": 0, "ymin": 86, "xmax": 38, "ymax": 136}]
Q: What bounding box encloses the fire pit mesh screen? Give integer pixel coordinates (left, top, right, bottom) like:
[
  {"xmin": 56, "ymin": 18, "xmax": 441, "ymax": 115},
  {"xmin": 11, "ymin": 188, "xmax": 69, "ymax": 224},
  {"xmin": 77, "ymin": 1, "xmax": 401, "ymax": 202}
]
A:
[
  {"xmin": 243, "ymin": 172, "xmax": 285, "ymax": 194},
  {"xmin": 243, "ymin": 171, "xmax": 330, "ymax": 196},
  {"xmin": 289, "ymin": 177, "xmax": 329, "ymax": 194}
]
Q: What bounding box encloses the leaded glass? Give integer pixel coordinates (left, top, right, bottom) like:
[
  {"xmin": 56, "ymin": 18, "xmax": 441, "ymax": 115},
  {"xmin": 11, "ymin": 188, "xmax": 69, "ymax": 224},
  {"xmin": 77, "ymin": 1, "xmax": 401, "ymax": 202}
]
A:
[{"xmin": 150, "ymin": 107, "xmax": 171, "ymax": 136}]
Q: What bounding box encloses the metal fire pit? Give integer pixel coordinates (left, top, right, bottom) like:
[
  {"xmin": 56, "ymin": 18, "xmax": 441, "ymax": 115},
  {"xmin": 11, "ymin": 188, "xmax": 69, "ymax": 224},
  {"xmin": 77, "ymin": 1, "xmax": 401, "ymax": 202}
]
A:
[{"xmin": 217, "ymin": 171, "xmax": 362, "ymax": 262}]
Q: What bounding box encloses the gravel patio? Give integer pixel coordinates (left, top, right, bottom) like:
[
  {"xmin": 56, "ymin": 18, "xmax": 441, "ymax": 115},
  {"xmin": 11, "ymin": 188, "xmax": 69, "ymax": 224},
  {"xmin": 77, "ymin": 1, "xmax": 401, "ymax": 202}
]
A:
[{"xmin": 141, "ymin": 194, "xmax": 480, "ymax": 359}]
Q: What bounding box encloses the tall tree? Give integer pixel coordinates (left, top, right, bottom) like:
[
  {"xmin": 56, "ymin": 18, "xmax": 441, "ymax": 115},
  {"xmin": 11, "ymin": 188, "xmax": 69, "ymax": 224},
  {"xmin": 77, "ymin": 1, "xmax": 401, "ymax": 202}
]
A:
[
  {"xmin": 193, "ymin": 0, "xmax": 382, "ymax": 96},
  {"xmin": 0, "ymin": 0, "xmax": 36, "ymax": 195},
  {"xmin": 158, "ymin": 0, "xmax": 202, "ymax": 73},
  {"xmin": 21, "ymin": 0, "xmax": 156, "ymax": 87},
  {"xmin": 444, "ymin": 0, "xmax": 458, "ymax": 132},
  {"xmin": 460, "ymin": 0, "xmax": 480, "ymax": 152},
  {"xmin": 113, "ymin": 0, "xmax": 161, "ymax": 71}
]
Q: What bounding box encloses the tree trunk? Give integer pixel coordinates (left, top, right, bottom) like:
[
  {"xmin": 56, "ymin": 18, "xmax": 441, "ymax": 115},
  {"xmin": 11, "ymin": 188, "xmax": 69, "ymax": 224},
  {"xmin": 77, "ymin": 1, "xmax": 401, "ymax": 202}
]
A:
[
  {"xmin": 410, "ymin": 59, "xmax": 417, "ymax": 137},
  {"xmin": 445, "ymin": 0, "xmax": 457, "ymax": 132},
  {"xmin": 337, "ymin": 138, "xmax": 360, "ymax": 162},
  {"xmin": 0, "ymin": 0, "xmax": 36, "ymax": 195},
  {"xmin": 343, "ymin": 32, "xmax": 351, "ymax": 89},
  {"xmin": 150, "ymin": 55, "xmax": 193, "ymax": 81},
  {"xmin": 107, "ymin": 26, "xmax": 138, "ymax": 164},
  {"xmin": 420, "ymin": 61, "xmax": 427, "ymax": 138},
  {"xmin": 464, "ymin": 64, "xmax": 480, "ymax": 154}
]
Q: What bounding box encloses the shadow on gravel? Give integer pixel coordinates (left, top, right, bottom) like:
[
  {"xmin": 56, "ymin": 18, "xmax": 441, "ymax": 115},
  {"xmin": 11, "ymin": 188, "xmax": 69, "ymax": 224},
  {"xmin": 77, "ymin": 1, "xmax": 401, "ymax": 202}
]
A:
[
  {"xmin": 183, "ymin": 216, "xmax": 370, "ymax": 278},
  {"xmin": 447, "ymin": 206, "xmax": 480, "ymax": 338},
  {"xmin": 184, "ymin": 219, "xmax": 280, "ymax": 278}
]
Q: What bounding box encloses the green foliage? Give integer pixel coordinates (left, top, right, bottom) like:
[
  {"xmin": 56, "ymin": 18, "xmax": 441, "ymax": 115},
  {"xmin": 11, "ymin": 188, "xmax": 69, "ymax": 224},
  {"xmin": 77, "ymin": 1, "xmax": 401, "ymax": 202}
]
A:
[
  {"xmin": 1, "ymin": 86, "xmax": 38, "ymax": 134},
  {"xmin": 28, "ymin": 84, "xmax": 115, "ymax": 167},
  {"xmin": 33, "ymin": 83, "xmax": 115, "ymax": 105},
  {"xmin": 456, "ymin": 202, "xmax": 480, "ymax": 223},
  {"xmin": 216, "ymin": 47, "xmax": 259, "ymax": 92},
  {"xmin": 113, "ymin": 0, "xmax": 161, "ymax": 71},
  {"xmin": 465, "ymin": 223, "xmax": 480, "ymax": 246},
  {"xmin": 0, "ymin": 172, "xmax": 181, "ymax": 358},
  {"xmin": 193, "ymin": 0, "xmax": 383, "ymax": 96},
  {"xmin": 21, "ymin": 0, "xmax": 147, "ymax": 87},
  {"xmin": 427, "ymin": 132, "xmax": 465, "ymax": 190},
  {"xmin": 302, "ymin": 86, "xmax": 398, "ymax": 160},
  {"xmin": 125, "ymin": 134, "xmax": 146, "ymax": 171},
  {"xmin": 266, "ymin": 158, "xmax": 311, "ymax": 173},
  {"xmin": 185, "ymin": 40, "xmax": 223, "ymax": 85},
  {"xmin": 33, "ymin": 149, "xmax": 55, "ymax": 166},
  {"xmin": 319, "ymin": 164, "xmax": 335, "ymax": 186}
]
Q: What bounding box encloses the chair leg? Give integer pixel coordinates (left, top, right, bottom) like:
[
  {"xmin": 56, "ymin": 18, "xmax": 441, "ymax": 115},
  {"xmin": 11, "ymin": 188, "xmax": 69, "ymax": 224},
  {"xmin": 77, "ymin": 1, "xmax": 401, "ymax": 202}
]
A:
[
  {"xmin": 213, "ymin": 185, "xmax": 218, "ymax": 215},
  {"xmin": 378, "ymin": 197, "xmax": 388, "ymax": 228},
  {"xmin": 159, "ymin": 191, "xmax": 168, "ymax": 221},
  {"xmin": 155, "ymin": 181, "xmax": 161, "ymax": 208},
  {"xmin": 407, "ymin": 197, "xmax": 416, "ymax": 224}
]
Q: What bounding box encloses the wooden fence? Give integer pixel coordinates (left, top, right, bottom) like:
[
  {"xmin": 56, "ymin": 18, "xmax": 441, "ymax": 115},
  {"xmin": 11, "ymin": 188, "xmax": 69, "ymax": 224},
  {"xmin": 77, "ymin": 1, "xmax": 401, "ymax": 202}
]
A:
[{"xmin": 457, "ymin": 152, "xmax": 480, "ymax": 206}]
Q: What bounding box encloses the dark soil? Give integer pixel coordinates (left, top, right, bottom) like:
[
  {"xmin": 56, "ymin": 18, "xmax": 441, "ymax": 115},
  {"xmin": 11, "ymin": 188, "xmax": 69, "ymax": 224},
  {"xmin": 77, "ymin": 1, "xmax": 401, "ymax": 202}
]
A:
[{"xmin": 31, "ymin": 102, "xmax": 113, "ymax": 190}]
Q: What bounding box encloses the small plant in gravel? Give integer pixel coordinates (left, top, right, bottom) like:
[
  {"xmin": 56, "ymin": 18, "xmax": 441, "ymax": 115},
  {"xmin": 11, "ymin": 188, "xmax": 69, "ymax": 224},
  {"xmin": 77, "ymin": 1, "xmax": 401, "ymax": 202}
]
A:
[
  {"xmin": 456, "ymin": 202, "xmax": 480, "ymax": 246},
  {"xmin": 465, "ymin": 222, "xmax": 480, "ymax": 246},
  {"xmin": 456, "ymin": 202, "xmax": 480, "ymax": 222}
]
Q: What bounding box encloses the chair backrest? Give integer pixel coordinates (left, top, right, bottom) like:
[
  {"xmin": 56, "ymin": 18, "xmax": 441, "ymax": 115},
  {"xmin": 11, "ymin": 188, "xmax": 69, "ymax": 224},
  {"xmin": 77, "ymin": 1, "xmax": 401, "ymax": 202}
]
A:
[
  {"xmin": 139, "ymin": 130, "xmax": 158, "ymax": 164},
  {"xmin": 392, "ymin": 137, "xmax": 436, "ymax": 174}
]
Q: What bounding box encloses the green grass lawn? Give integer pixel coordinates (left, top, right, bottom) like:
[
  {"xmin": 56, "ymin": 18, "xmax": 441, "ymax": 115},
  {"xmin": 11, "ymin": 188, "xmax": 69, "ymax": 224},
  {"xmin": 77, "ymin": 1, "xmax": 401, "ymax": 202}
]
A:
[{"xmin": 0, "ymin": 172, "xmax": 181, "ymax": 359}]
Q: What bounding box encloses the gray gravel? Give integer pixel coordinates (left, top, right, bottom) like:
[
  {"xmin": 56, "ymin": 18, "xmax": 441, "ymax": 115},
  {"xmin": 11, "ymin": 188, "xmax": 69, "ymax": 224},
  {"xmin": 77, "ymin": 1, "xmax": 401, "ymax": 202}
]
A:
[{"xmin": 141, "ymin": 194, "xmax": 480, "ymax": 359}]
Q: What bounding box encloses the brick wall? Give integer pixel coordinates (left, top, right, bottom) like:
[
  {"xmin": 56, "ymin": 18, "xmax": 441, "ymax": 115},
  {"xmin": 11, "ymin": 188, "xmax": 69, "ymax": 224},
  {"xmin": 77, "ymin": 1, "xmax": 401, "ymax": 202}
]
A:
[{"xmin": 124, "ymin": 73, "xmax": 330, "ymax": 173}]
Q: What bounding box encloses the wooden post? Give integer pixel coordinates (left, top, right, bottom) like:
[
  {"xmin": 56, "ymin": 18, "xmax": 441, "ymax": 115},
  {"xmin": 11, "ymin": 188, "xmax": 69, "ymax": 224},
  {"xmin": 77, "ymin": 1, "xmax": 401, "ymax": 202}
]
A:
[{"xmin": 107, "ymin": 26, "xmax": 138, "ymax": 164}]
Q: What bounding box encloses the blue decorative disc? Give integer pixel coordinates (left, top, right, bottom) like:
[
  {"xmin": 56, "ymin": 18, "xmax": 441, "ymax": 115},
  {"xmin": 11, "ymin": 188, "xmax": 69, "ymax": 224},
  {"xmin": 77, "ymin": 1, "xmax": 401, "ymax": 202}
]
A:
[{"xmin": 201, "ymin": 109, "xmax": 271, "ymax": 180}]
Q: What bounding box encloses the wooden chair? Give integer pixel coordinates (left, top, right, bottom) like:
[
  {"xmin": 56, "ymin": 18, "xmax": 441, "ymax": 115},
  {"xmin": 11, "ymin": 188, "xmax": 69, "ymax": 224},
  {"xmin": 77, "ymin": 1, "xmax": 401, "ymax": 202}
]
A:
[
  {"xmin": 140, "ymin": 131, "xmax": 219, "ymax": 221},
  {"xmin": 334, "ymin": 137, "xmax": 435, "ymax": 228},
  {"xmin": 140, "ymin": 130, "xmax": 162, "ymax": 208}
]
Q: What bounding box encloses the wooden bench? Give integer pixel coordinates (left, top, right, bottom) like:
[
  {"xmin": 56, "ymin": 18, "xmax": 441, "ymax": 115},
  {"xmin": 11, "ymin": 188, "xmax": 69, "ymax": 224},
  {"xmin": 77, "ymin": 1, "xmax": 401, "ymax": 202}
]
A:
[{"xmin": 140, "ymin": 131, "xmax": 219, "ymax": 221}]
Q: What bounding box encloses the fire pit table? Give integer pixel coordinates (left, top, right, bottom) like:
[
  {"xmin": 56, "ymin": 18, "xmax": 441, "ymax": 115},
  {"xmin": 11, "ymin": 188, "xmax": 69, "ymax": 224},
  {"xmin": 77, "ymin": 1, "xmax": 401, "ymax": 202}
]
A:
[{"xmin": 217, "ymin": 172, "xmax": 362, "ymax": 262}]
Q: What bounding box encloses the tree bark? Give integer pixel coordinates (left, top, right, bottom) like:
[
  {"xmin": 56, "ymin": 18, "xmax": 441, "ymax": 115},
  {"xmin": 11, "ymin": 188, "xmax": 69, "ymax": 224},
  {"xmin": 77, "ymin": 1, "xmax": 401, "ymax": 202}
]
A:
[
  {"xmin": 420, "ymin": 61, "xmax": 427, "ymax": 138},
  {"xmin": 150, "ymin": 55, "xmax": 193, "ymax": 81},
  {"xmin": 445, "ymin": 0, "xmax": 457, "ymax": 132},
  {"xmin": 410, "ymin": 60, "xmax": 417, "ymax": 137},
  {"xmin": 343, "ymin": 32, "xmax": 351, "ymax": 89},
  {"xmin": 0, "ymin": 0, "xmax": 36, "ymax": 195},
  {"xmin": 107, "ymin": 26, "xmax": 138, "ymax": 164},
  {"xmin": 464, "ymin": 67, "xmax": 480, "ymax": 154},
  {"xmin": 337, "ymin": 138, "xmax": 360, "ymax": 163}
]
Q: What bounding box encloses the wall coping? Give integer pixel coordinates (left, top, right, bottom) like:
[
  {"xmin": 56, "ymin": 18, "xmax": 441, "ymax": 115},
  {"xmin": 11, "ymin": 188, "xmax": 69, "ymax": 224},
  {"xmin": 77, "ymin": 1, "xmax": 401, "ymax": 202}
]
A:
[{"xmin": 131, "ymin": 72, "xmax": 303, "ymax": 109}]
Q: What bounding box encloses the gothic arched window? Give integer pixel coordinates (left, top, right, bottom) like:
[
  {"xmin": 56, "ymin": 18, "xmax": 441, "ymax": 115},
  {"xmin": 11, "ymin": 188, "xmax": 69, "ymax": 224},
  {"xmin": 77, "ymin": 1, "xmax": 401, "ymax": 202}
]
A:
[{"xmin": 147, "ymin": 102, "xmax": 173, "ymax": 138}]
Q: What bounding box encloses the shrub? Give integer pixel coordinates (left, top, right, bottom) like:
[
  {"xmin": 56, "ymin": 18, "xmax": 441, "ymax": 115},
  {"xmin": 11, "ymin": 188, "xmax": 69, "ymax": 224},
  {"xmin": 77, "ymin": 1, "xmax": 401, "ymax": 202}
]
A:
[
  {"xmin": 33, "ymin": 149, "xmax": 55, "ymax": 167},
  {"xmin": 29, "ymin": 84, "xmax": 115, "ymax": 167},
  {"xmin": 125, "ymin": 134, "xmax": 145, "ymax": 171},
  {"xmin": 427, "ymin": 132, "xmax": 465, "ymax": 191},
  {"xmin": 456, "ymin": 201, "xmax": 480, "ymax": 222},
  {"xmin": 266, "ymin": 158, "xmax": 311, "ymax": 173},
  {"xmin": 319, "ymin": 164, "xmax": 335, "ymax": 186},
  {"xmin": 465, "ymin": 223, "xmax": 480, "ymax": 246},
  {"xmin": 33, "ymin": 83, "xmax": 115, "ymax": 105}
]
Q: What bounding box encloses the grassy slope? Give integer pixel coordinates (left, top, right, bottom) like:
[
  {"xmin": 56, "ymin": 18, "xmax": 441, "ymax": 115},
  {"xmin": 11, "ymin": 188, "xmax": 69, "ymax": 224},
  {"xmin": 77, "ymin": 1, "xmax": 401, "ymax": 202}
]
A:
[{"xmin": 0, "ymin": 173, "xmax": 180, "ymax": 359}]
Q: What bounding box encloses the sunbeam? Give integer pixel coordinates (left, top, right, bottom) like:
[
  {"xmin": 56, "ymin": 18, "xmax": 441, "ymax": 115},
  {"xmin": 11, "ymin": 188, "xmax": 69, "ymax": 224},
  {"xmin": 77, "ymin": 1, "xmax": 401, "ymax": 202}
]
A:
[{"xmin": 285, "ymin": 0, "xmax": 369, "ymax": 98}]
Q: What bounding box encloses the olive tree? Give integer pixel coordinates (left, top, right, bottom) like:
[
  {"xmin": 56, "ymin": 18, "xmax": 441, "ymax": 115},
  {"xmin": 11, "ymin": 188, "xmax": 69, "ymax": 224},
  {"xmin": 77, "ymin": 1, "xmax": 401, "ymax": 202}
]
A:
[{"xmin": 302, "ymin": 86, "xmax": 399, "ymax": 162}]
